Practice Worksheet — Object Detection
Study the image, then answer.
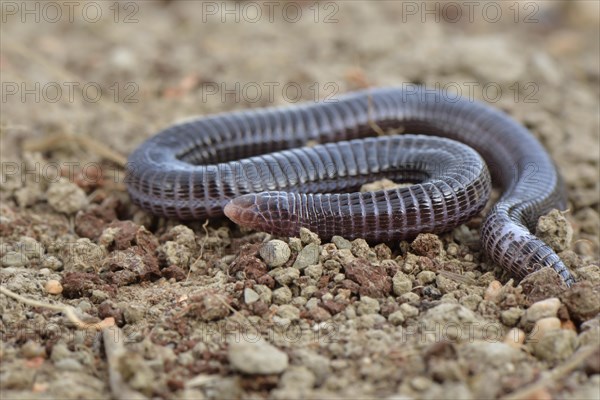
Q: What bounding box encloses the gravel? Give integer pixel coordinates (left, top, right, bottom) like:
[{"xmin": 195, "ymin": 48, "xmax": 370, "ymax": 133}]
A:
[{"xmin": 228, "ymin": 340, "xmax": 289, "ymax": 375}]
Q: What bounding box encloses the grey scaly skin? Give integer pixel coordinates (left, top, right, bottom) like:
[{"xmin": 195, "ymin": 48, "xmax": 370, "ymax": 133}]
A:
[{"xmin": 126, "ymin": 87, "xmax": 575, "ymax": 286}]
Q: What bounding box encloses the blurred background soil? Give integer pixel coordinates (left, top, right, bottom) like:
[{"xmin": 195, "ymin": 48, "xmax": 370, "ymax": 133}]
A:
[{"xmin": 1, "ymin": 1, "xmax": 599, "ymax": 399}]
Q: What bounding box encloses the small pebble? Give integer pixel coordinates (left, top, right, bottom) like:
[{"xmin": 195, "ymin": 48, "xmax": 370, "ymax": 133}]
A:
[
  {"xmin": 460, "ymin": 294, "xmax": 482, "ymax": 311},
  {"xmin": 392, "ymin": 271, "xmax": 413, "ymax": 295},
  {"xmin": 55, "ymin": 358, "xmax": 83, "ymax": 371},
  {"xmin": 504, "ymin": 328, "xmax": 526, "ymax": 348},
  {"xmin": 77, "ymin": 300, "xmax": 92, "ymax": 313},
  {"xmin": 332, "ymin": 235, "xmax": 351, "ymax": 250},
  {"xmin": 416, "ymin": 270, "xmax": 436, "ymax": 285},
  {"xmin": 279, "ymin": 366, "xmax": 316, "ymax": 390},
  {"xmin": 523, "ymin": 297, "xmax": 561, "ymax": 325},
  {"xmin": 411, "ymin": 233, "xmax": 444, "ymax": 258},
  {"xmin": 253, "ymin": 285, "xmax": 272, "ymax": 304},
  {"xmin": 277, "ymin": 304, "xmax": 300, "ymax": 321},
  {"xmin": 21, "ymin": 340, "xmax": 46, "ymax": 359},
  {"xmin": 356, "ymin": 296, "xmax": 380, "ymax": 315},
  {"xmin": 46, "ymin": 180, "xmax": 89, "ymax": 214},
  {"xmin": 45, "ymin": 280, "xmax": 63, "ymax": 295},
  {"xmin": 288, "ymin": 237, "xmax": 303, "ymax": 252},
  {"xmin": 529, "ymin": 317, "xmax": 561, "ymax": 342},
  {"xmin": 483, "ymin": 280, "xmax": 502, "ymax": 301},
  {"xmin": 292, "ymin": 243, "xmax": 319, "ymax": 270},
  {"xmin": 259, "ymin": 240, "xmax": 291, "ymax": 267},
  {"xmin": 42, "ymin": 255, "xmax": 63, "ymax": 271},
  {"xmin": 532, "ymin": 329, "xmax": 578, "ymax": 362},
  {"xmin": 501, "ymin": 307, "xmax": 524, "ymax": 327},
  {"xmin": 304, "ymin": 264, "xmax": 323, "ymax": 280},
  {"xmin": 535, "ymin": 209, "xmax": 573, "ymax": 252},
  {"xmin": 244, "ymin": 288, "xmax": 260, "ymax": 304},
  {"xmin": 299, "ymin": 228, "xmax": 321, "ymax": 245},
  {"xmin": 123, "ymin": 304, "xmax": 145, "ymax": 324},
  {"xmin": 270, "ymin": 267, "xmax": 300, "ymax": 286},
  {"xmin": 388, "ymin": 310, "xmax": 405, "ymax": 326},
  {"xmin": 560, "ymin": 281, "xmax": 600, "ymax": 323},
  {"xmin": 228, "ymin": 340, "xmax": 288, "ymax": 374},
  {"xmin": 399, "ymin": 303, "xmax": 419, "ymax": 318},
  {"xmin": 273, "ymin": 286, "xmax": 293, "ymax": 305},
  {"xmin": 400, "ymin": 292, "xmax": 420, "ymax": 303}
]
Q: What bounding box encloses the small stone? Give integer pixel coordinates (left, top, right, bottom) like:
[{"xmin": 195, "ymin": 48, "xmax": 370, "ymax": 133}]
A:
[
  {"xmin": 523, "ymin": 298, "xmax": 561, "ymax": 325},
  {"xmin": 253, "ymin": 285, "xmax": 272, "ymax": 304},
  {"xmin": 308, "ymin": 306, "xmax": 332, "ymax": 322},
  {"xmin": 45, "ymin": 280, "xmax": 63, "ymax": 295},
  {"xmin": 279, "ymin": 366, "xmax": 316, "ymax": 390},
  {"xmin": 436, "ymin": 274, "xmax": 459, "ymax": 294},
  {"xmin": 273, "ymin": 286, "xmax": 293, "ymax": 305},
  {"xmin": 42, "ymin": 255, "xmax": 62, "ymax": 271},
  {"xmin": 501, "ymin": 307, "xmax": 524, "ymax": 327},
  {"xmin": 532, "ymin": 329, "xmax": 578, "ymax": 362},
  {"xmin": 401, "ymin": 253, "xmax": 420, "ymax": 273},
  {"xmin": 91, "ymin": 290, "xmax": 109, "ymax": 304},
  {"xmin": 244, "ymin": 288, "xmax": 260, "ymax": 304},
  {"xmin": 46, "ymin": 180, "xmax": 89, "ymax": 214},
  {"xmin": 411, "ymin": 233, "xmax": 444, "ymax": 258},
  {"xmin": 277, "ymin": 304, "xmax": 300, "ymax": 321},
  {"xmin": 356, "ymin": 296, "xmax": 380, "ymax": 315},
  {"xmin": 331, "ymin": 236, "xmax": 351, "ymax": 250},
  {"xmin": 270, "ymin": 267, "xmax": 300, "ymax": 286},
  {"xmin": 124, "ymin": 304, "xmax": 145, "ymax": 324},
  {"xmin": 351, "ymin": 238, "xmax": 375, "ymax": 259},
  {"xmin": 1, "ymin": 251, "xmax": 29, "ymax": 267},
  {"xmin": 228, "ymin": 340, "xmax": 288, "ymax": 374},
  {"xmin": 299, "ymin": 228, "xmax": 321, "ymax": 245},
  {"xmin": 447, "ymin": 243, "xmax": 459, "ymax": 257},
  {"xmin": 291, "ymin": 296, "xmax": 307, "ymax": 307},
  {"xmin": 77, "ymin": 300, "xmax": 92, "ymax": 313},
  {"xmin": 260, "ymin": 240, "xmax": 291, "ymax": 267},
  {"xmin": 421, "ymin": 303, "xmax": 486, "ymax": 341},
  {"xmin": 21, "ymin": 340, "xmax": 46, "ymax": 359},
  {"xmin": 410, "ymin": 376, "xmax": 433, "ymax": 391},
  {"xmin": 388, "ymin": 310, "xmax": 405, "ymax": 326},
  {"xmin": 305, "ymin": 297, "xmax": 319, "ymax": 310},
  {"xmin": 300, "ymin": 285, "xmax": 318, "ymax": 299},
  {"xmin": 560, "ymin": 281, "xmax": 600, "ymax": 324},
  {"xmin": 345, "ymin": 258, "xmax": 391, "ymax": 297},
  {"xmin": 304, "ymin": 264, "xmax": 323, "ymax": 280},
  {"xmin": 529, "ymin": 317, "xmax": 562, "ymax": 342},
  {"xmin": 62, "ymin": 238, "xmax": 106, "ymax": 272},
  {"xmin": 55, "ymin": 358, "xmax": 83, "ymax": 371},
  {"xmin": 416, "ymin": 270, "xmax": 436, "ymax": 285},
  {"xmin": 460, "ymin": 341, "xmax": 527, "ymax": 369},
  {"xmin": 484, "ymin": 280, "xmax": 502, "ymax": 301},
  {"xmin": 392, "ymin": 271, "xmax": 413, "ymax": 295},
  {"xmin": 399, "ymin": 303, "xmax": 419, "ymax": 318},
  {"xmin": 188, "ymin": 292, "xmax": 230, "ymax": 321},
  {"xmin": 400, "ymin": 292, "xmax": 420, "ymax": 303},
  {"xmin": 373, "ymin": 243, "xmax": 392, "ymax": 259},
  {"xmin": 504, "ymin": 328, "xmax": 526, "ymax": 349},
  {"xmin": 288, "ymin": 237, "xmax": 303, "ymax": 252},
  {"xmin": 535, "ymin": 209, "xmax": 573, "ymax": 252},
  {"xmin": 292, "ymin": 243, "xmax": 320, "ymax": 270},
  {"xmin": 460, "ymin": 294, "xmax": 482, "ymax": 311}
]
